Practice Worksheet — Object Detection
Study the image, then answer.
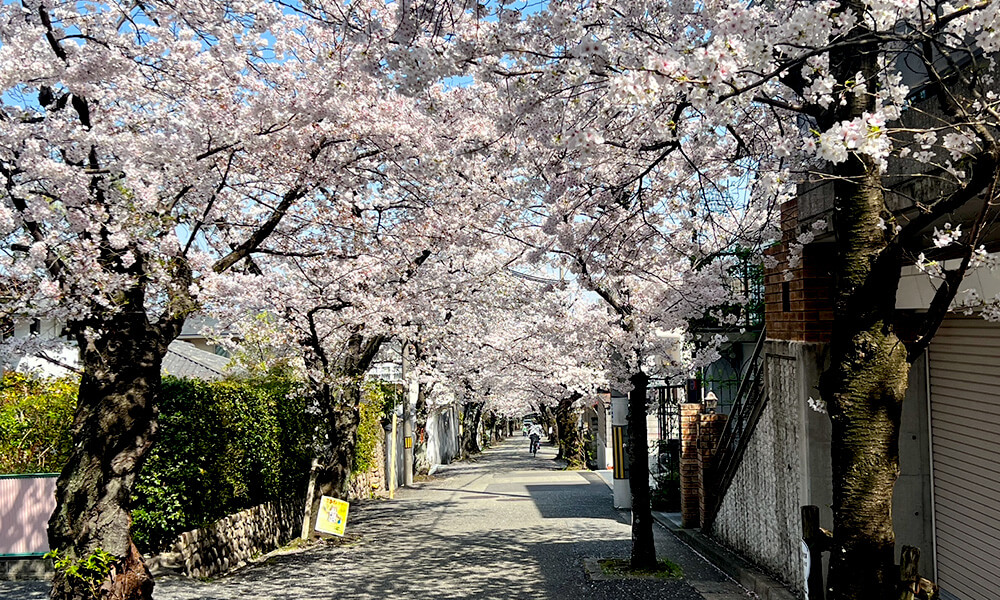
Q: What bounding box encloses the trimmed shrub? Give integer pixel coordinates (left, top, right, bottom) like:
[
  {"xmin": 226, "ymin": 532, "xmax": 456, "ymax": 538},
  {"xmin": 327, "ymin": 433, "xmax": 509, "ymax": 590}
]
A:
[
  {"xmin": 130, "ymin": 375, "xmax": 315, "ymax": 553},
  {"xmin": 0, "ymin": 371, "xmax": 78, "ymax": 474},
  {"xmin": 0, "ymin": 369, "xmax": 318, "ymax": 554}
]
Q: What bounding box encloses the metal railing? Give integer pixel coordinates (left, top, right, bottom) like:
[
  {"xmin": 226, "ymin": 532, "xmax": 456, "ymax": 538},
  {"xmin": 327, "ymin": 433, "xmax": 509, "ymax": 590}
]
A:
[{"xmin": 703, "ymin": 329, "xmax": 768, "ymax": 529}]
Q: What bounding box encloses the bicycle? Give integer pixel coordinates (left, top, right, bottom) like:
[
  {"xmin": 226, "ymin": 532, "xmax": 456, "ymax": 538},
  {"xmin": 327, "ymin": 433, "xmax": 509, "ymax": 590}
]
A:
[{"xmin": 529, "ymin": 433, "xmax": 541, "ymax": 457}]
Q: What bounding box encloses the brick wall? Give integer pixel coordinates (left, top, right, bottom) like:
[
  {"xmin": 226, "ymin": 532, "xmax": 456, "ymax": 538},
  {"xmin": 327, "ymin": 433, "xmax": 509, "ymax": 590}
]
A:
[
  {"xmin": 680, "ymin": 403, "xmax": 701, "ymax": 528},
  {"xmin": 679, "ymin": 405, "xmax": 729, "ymax": 529},
  {"xmin": 764, "ymin": 199, "xmax": 835, "ymax": 343},
  {"xmin": 696, "ymin": 413, "xmax": 728, "ymax": 530}
]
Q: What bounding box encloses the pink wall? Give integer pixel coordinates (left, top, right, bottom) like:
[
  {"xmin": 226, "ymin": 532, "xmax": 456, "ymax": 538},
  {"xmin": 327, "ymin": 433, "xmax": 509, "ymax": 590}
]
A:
[{"xmin": 0, "ymin": 475, "xmax": 57, "ymax": 555}]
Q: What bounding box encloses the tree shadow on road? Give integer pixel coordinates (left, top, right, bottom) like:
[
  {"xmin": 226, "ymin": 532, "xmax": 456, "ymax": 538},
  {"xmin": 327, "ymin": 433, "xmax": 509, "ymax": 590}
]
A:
[{"xmin": 149, "ymin": 487, "xmax": 705, "ymax": 600}]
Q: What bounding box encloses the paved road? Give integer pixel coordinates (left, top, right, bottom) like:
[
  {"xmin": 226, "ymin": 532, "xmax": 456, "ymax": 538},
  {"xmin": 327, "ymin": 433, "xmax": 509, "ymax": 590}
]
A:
[{"xmin": 2, "ymin": 438, "xmax": 749, "ymax": 599}]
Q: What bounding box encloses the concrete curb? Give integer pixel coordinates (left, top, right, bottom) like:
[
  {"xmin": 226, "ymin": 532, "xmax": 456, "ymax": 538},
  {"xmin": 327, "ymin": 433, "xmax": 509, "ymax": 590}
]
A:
[
  {"xmin": 652, "ymin": 512, "xmax": 798, "ymax": 600},
  {"xmin": 0, "ymin": 558, "xmax": 52, "ymax": 581}
]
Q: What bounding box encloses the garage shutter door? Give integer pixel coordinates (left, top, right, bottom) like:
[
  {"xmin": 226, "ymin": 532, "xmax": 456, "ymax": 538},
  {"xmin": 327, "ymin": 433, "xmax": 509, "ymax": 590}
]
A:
[{"xmin": 928, "ymin": 317, "xmax": 1000, "ymax": 600}]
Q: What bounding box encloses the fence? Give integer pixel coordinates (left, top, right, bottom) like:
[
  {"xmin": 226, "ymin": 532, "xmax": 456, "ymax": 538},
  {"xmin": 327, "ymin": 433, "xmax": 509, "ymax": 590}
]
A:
[{"xmin": 0, "ymin": 474, "xmax": 57, "ymax": 557}]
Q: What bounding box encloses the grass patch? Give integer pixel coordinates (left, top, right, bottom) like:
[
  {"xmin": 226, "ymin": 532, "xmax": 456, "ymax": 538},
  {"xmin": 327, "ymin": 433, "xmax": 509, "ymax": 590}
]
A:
[
  {"xmin": 279, "ymin": 537, "xmax": 313, "ymax": 552},
  {"xmin": 319, "ymin": 532, "xmax": 364, "ymax": 547},
  {"xmin": 598, "ymin": 558, "xmax": 684, "ymax": 580}
]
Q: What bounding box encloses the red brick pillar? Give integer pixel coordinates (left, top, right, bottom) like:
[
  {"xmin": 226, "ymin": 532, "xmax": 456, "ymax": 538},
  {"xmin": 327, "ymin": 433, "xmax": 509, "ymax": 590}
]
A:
[
  {"xmin": 697, "ymin": 413, "xmax": 728, "ymax": 529},
  {"xmin": 680, "ymin": 403, "xmax": 702, "ymax": 528}
]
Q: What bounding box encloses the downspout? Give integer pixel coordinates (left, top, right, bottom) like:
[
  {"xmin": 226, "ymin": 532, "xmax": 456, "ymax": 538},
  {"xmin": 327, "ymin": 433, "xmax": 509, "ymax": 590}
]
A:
[{"xmin": 924, "ymin": 350, "xmax": 938, "ymax": 582}]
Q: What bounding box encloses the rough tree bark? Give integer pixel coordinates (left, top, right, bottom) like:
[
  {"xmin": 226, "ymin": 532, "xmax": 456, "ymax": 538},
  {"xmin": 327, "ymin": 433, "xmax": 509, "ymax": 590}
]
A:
[
  {"xmin": 555, "ymin": 394, "xmax": 585, "ymax": 468},
  {"xmin": 47, "ymin": 309, "xmax": 182, "ymax": 600},
  {"xmin": 482, "ymin": 411, "xmax": 501, "ymax": 446},
  {"xmin": 819, "ymin": 162, "xmax": 910, "ymax": 598},
  {"xmin": 815, "ymin": 7, "xmax": 1000, "ymax": 595},
  {"xmin": 627, "ymin": 371, "xmax": 656, "ymax": 570},
  {"xmin": 460, "ymin": 401, "xmax": 484, "ymax": 457},
  {"xmin": 304, "ymin": 332, "xmax": 384, "ymax": 532},
  {"xmin": 413, "ymin": 385, "xmax": 430, "ymax": 474},
  {"xmin": 538, "ymin": 404, "xmax": 556, "ymax": 443}
]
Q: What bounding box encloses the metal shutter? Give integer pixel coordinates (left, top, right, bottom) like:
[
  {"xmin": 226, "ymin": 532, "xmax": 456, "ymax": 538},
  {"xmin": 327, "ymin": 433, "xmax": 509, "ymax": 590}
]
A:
[{"xmin": 929, "ymin": 317, "xmax": 1000, "ymax": 600}]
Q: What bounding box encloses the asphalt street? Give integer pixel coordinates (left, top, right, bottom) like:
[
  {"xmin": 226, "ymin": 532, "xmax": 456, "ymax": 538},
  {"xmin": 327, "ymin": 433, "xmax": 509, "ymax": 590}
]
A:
[{"xmin": 1, "ymin": 437, "xmax": 750, "ymax": 599}]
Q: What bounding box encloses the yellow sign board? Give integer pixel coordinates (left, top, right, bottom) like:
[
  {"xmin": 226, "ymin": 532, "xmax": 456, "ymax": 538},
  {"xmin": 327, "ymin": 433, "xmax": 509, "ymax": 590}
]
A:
[{"xmin": 315, "ymin": 496, "xmax": 350, "ymax": 536}]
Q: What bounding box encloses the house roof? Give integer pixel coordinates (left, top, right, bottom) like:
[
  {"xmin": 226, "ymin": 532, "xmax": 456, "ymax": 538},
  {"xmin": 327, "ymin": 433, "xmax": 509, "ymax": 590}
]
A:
[{"xmin": 162, "ymin": 341, "xmax": 231, "ymax": 381}]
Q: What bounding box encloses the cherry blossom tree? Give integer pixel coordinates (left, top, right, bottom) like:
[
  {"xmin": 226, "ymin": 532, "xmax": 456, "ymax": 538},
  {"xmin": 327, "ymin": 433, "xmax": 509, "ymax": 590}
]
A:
[
  {"xmin": 440, "ymin": 54, "xmax": 755, "ymax": 569},
  {"xmin": 0, "ymin": 1, "xmax": 485, "ymax": 597},
  {"xmin": 422, "ymin": 0, "xmax": 1000, "ymax": 595},
  {"xmin": 193, "ymin": 75, "xmax": 513, "ymax": 531},
  {"xmin": 412, "ymin": 268, "xmax": 610, "ymax": 452}
]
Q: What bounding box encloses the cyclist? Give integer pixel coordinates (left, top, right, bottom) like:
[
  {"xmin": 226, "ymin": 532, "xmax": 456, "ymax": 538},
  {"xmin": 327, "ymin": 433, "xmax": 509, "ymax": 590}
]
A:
[{"xmin": 528, "ymin": 423, "xmax": 543, "ymax": 456}]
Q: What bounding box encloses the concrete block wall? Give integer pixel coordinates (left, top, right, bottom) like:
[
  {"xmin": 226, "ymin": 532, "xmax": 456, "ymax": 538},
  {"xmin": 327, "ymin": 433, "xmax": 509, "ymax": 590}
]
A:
[{"xmin": 424, "ymin": 405, "xmax": 461, "ymax": 471}]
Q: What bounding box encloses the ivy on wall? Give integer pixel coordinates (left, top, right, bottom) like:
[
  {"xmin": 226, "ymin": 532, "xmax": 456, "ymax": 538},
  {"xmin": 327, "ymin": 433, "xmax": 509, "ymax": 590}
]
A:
[{"xmin": 353, "ymin": 380, "xmax": 400, "ymax": 476}]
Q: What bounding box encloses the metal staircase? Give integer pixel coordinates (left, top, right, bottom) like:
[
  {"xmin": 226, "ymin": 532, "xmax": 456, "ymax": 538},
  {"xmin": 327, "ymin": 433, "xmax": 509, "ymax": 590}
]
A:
[{"xmin": 703, "ymin": 329, "xmax": 768, "ymax": 529}]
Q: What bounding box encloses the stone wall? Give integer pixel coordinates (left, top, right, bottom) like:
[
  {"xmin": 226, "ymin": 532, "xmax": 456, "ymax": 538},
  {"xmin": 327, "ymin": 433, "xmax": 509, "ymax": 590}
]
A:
[
  {"xmin": 348, "ymin": 432, "xmax": 388, "ymax": 499},
  {"xmin": 711, "ymin": 348, "xmax": 806, "ymax": 596},
  {"xmin": 0, "ymin": 558, "xmax": 51, "ymax": 581},
  {"xmin": 155, "ymin": 498, "xmax": 303, "ymax": 579}
]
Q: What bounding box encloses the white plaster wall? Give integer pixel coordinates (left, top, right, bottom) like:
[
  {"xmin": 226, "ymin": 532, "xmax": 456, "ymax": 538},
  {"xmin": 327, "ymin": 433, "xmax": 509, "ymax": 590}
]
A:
[
  {"xmin": 896, "ymin": 252, "xmax": 1000, "ymax": 310},
  {"xmin": 425, "ymin": 405, "xmax": 461, "ymax": 469}
]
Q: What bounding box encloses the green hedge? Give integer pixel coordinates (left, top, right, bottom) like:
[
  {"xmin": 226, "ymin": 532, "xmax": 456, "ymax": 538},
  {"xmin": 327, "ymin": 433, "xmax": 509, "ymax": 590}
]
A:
[
  {"xmin": 131, "ymin": 375, "xmax": 316, "ymax": 553},
  {"xmin": 0, "ymin": 372, "xmax": 78, "ymax": 474},
  {"xmin": 2, "ymin": 371, "xmax": 330, "ymax": 554}
]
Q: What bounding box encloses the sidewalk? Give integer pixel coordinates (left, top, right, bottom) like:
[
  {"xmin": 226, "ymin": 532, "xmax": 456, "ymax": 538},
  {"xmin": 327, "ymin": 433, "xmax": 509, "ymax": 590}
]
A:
[
  {"xmin": 596, "ymin": 470, "xmax": 794, "ymax": 600},
  {"xmin": 649, "ymin": 513, "xmax": 796, "ymax": 600},
  {"xmin": 1, "ymin": 438, "xmax": 753, "ymax": 600}
]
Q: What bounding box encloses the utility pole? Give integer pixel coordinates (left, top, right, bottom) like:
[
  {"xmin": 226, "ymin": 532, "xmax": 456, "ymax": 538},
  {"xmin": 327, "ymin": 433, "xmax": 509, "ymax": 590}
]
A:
[
  {"xmin": 402, "ymin": 341, "xmax": 417, "ymax": 487},
  {"xmin": 611, "ymin": 391, "xmax": 631, "ymax": 509}
]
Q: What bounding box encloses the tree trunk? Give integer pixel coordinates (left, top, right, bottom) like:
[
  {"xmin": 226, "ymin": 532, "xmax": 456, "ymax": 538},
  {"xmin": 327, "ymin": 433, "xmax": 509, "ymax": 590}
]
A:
[
  {"xmin": 821, "ymin": 13, "xmax": 909, "ymax": 597},
  {"xmin": 538, "ymin": 404, "xmax": 556, "ymax": 443},
  {"xmin": 556, "ymin": 395, "xmax": 585, "ymax": 468},
  {"xmin": 304, "ymin": 333, "xmax": 382, "ymax": 533},
  {"xmin": 627, "ymin": 371, "xmax": 656, "ymax": 569},
  {"xmin": 460, "ymin": 402, "xmax": 483, "ymax": 457},
  {"xmin": 821, "ymin": 159, "xmax": 909, "ymax": 599},
  {"xmin": 482, "ymin": 411, "xmax": 498, "ymax": 446},
  {"xmin": 822, "ymin": 326, "xmax": 908, "ymax": 599},
  {"xmin": 308, "ymin": 383, "xmax": 362, "ymax": 526},
  {"xmin": 414, "ymin": 385, "xmax": 430, "ymax": 474},
  {"xmin": 48, "ymin": 319, "xmax": 171, "ymax": 600}
]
